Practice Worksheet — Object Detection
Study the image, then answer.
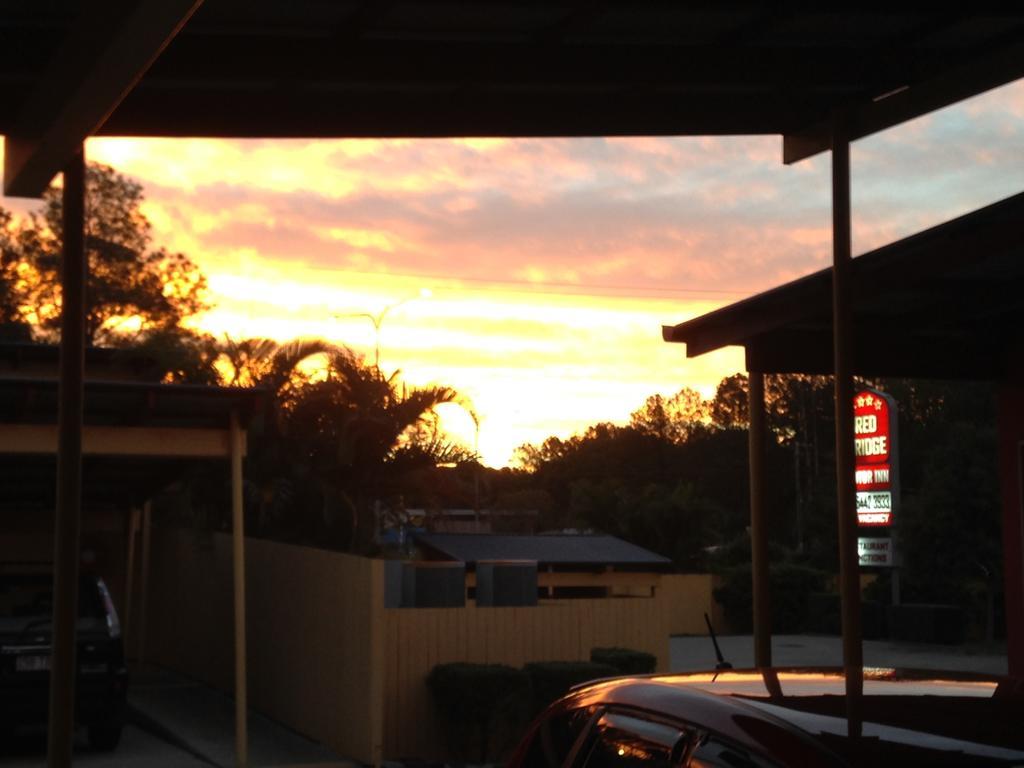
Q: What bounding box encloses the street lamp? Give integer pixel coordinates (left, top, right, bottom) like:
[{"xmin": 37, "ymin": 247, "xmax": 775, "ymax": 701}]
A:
[{"xmin": 336, "ymin": 287, "xmax": 431, "ymax": 373}]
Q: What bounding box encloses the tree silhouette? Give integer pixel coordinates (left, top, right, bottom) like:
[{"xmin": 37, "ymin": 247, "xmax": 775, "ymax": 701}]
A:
[
  {"xmin": 630, "ymin": 388, "xmax": 710, "ymax": 443},
  {"xmin": 0, "ymin": 209, "xmax": 33, "ymax": 339},
  {"xmin": 282, "ymin": 347, "xmax": 469, "ymax": 550},
  {"xmin": 212, "ymin": 337, "xmax": 473, "ymax": 551},
  {"xmin": 16, "ymin": 162, "xmax": 209, "ymax": 345}
]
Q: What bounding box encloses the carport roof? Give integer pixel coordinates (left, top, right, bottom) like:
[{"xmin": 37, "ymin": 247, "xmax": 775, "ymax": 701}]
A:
[
  {"xmin": 0, "ymin": 377, "xmax": 264, "ymax": 429},
  {"xmin": 0, "ymin": 376, "xmax": 264, "ymax": 512},
  {"xmin": 662, "ymin": 190, "xmax": 1024, "ymax": 380},
  {"xmin": 0, "ymin": 340, "xmax": 160, "ymax": 377},
  {"xmin": 5, "ymin": 4, "xmax": 1024, "ymax": 197},
  {"xmin": 415, "ymin": 532, "xmax": 672, "ymax": 568}
]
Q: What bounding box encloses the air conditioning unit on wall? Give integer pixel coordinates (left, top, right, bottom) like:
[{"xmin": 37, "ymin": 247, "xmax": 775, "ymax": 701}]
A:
[
  {"xmin": 476, "ymin": 560, "xmax": 538, "ymax": 607},
  {"xmin": 384, "ymin": 560, "xmax": 466, "ymax": 608}
]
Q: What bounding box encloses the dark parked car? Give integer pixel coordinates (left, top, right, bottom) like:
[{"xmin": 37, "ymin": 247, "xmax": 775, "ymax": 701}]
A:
[
  {"xmin": 0, "ymin": 563, "xmax": 128, "ymax": 750},
  {"xmin": 509, "ymin": 667, "xmax": 1024, "ymax": 767}
]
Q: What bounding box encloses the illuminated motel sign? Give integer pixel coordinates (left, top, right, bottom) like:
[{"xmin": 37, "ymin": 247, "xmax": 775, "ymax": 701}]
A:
[{"xmin": 854, "ymin": 389, "xmax": 898, "ymax": 528}]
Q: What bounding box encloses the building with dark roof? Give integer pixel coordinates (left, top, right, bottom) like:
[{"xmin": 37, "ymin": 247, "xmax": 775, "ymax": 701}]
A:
[
  {"xmin": 415, "ymin": 532, "xmax": 672, "ymax": 599},
  {"xmin": 416, "ymin": 532, "xmax": 671, "ymax": 569}
]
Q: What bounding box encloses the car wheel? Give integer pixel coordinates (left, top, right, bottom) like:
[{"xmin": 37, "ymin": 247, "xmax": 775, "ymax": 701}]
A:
[{"xmin": 87, "ymin": 721, "xmax": 122, "ymax": 751}]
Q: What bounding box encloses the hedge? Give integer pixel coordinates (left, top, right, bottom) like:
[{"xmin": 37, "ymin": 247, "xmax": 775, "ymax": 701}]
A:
[
  {"xmin": 590, "ymin": 647, "xmax": 656, "ymax": 675},
  {"xmin": 426, "ymin": 662, "xmax": 528, "ymax": 762},
  {"xmin": 714, "ymin": 563, "xmax": 827, "ymax": 633},
  {"xmin": 806, "ymin": 593, "xmax": 887, "ymax": 639},
  {"xmin": 888, "ymin": 604, "xmax": 965, "ymax": 645},
  {"xmin": 523, "ymin": 661, "xmax": 619, "ymax": 714}
]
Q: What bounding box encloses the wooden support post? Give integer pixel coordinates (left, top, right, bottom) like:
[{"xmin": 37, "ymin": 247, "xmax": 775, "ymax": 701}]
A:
[
  {"xmin": 47, "ymin": 146, "xmax": 85, "ymax": 768},
  {"xmin": 123, "ymin": 506, "xmax": 141, "ymax": 654},
  {"xmin": 368, "ymin": 562, "xmax": 386, "ymax": 767},
  {"xmin": 230, "ymin": 409, "xmax": 248, "ymax": 768},
  {"xmin": 831, "ymin": 122, "xmax": 863, "ymax": 676},
  {"xmin": 997, "ymin": 396, "xmax": 1024, "ymax": 678},
  {"xmin": 138, "ymin": 501, "xmax": 152, "ymax": 667},
  {"xmin": 3, "ymin": 0, "xmax": 203, "ymax": 198},
  {"xmin": 748, "ymin": 370, "xmax": 771, "ymax": 667}
]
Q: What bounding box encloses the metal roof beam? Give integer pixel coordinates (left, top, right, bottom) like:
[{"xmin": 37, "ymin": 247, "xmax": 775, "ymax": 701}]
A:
[
  {"xmin": 664, "ymin": 190, "xmax": 1024, "ymax": 357},
  {"xmin": 3, "ymin": 0, "xmax": 201, "ymax": 198},
  {"xmin": 782, "ymin": 39, "xmax": 1024, "ymax": 165},
  {"xmin": 745, "ymin": 329, "xmax": 1007, "ymax": 380},
  {"xmin": 661, "ymin": 271, "xmax": 830, "ymax": 356},
  {"xmin": 0, "ymin": 423, "xmax": 240, "ymax": 458}
]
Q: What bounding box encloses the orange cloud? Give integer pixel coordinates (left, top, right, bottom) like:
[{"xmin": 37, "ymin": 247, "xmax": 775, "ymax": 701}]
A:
[{"xmin": 4, "ymin": 79, "xmax": 1023, "ymax": 464}]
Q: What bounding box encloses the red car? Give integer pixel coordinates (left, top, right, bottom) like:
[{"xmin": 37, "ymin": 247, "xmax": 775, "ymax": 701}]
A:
[{"xmin": 508, "ymin": 667, "xmax": 1024, "ymax": 767}]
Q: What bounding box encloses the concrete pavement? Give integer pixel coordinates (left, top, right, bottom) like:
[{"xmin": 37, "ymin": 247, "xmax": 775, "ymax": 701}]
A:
[
  {"xmin": 105, "ymin": 638, "xmax": 1007, "ymax": 768},
  {"xmin": 671, "ymin": 633, "xmax": 1009, "ymax": 675},
  {"xmin": 0, "ymin": 722, "xmax": 212, "ymax": 767},
  {"xmin": 127, "ymin": 664, "xmax": 358, "ymax": 768}
]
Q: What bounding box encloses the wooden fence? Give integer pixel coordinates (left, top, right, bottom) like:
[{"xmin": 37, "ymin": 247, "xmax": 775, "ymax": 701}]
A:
[
  {"xmin": 382, "ymin": 596, "xmax": 671, "ymax": 758},
  {"xmin": 143, "ymin": 526, "xmax": 718, "ymax": 764},
  {"xmin": 145, "ymin": 528, "xmax": 384, "ymax": 763}
]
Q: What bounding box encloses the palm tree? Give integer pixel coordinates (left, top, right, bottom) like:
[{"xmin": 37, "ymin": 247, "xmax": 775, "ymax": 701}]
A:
[
  {"xmin": 218, "ymin": 335, "xmax": 334, "ymax": 391},
  {"xmin": 217, "ymin": 336, "xmax": 474, "ymax": 552},
  {"xmin": 211, "ymin": 336, "xmax": 337, "ymax": 540},
  {"xmin": 283, "ymin": 347, "xmax": 473, "ymax": 551}
]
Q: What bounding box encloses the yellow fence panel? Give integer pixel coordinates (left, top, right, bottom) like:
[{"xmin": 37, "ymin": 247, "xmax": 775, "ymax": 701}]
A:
[
  {"xmin": 380, "ymin": 595, "xmax": 677, "ymax": 758},
  {"xmin": 144, "ymin": 527, "xmax": 719, "ymax": 765}
]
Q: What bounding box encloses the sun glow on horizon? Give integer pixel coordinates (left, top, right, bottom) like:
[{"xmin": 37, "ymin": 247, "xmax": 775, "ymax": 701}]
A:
[
  {"xmin": 5, "ymin": 79, "xmax": 1023, "ymax": 465},
  {"xmin": 188, "ymin": 257, "xmax": 744, "ymax": 466}
]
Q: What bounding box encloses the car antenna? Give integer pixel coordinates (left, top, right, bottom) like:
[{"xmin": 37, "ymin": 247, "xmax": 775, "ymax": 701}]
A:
[{"xmin": 704, "ymin": 612, "xmax": 732, "ymax": 671}]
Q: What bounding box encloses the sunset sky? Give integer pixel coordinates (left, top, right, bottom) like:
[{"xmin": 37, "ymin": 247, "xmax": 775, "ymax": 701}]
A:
[{"xmin": 3, "ymin": 80, "xmax": 1023, "ymax": 467}]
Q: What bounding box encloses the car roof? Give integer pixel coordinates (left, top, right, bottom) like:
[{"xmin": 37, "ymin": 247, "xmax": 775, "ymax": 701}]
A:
[{"xmin": 562, "ymin": 668, "xmax": 1024, "ymax": 767}]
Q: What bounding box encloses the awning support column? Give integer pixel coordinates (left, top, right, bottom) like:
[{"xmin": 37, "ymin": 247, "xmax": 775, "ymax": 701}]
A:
[
  {"xmin": 138, "ymin": 500, "xmax": 152, "ymax": 666},
  {"xmin": 748, "ymin": 370, "xmax": 771, "ymax": 667},
  {"xmin": 997, "ymin": 394, "xmax": 1024, "ymax": 678},
  {"xmin": 230, "ymin": 409, "xmax": 248, "ymax": 768},
  {"xmin": 47, "ymin": 147, "xmax": 86, "ymax": 768},
  {"xmin": 123, "ymin": 506, "xmax": 141, "ymax": 652},
  {"xmin": 831, "ymin": 123, "xmax": 863, "ymax": 672}
]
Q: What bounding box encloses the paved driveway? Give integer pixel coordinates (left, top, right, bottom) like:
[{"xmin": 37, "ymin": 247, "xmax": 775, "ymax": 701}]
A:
[
  {"xmin": 128, "ymin": 678, "xmax": 351, "ymax": 768},
  {"xmin": 125, "ymin": 664, "xmax": 354, "ymax": 768},
  {"xmin": 671, "ymin": 633, "xmax": 1008, "ymax": 675},
  {"xmin": 1, "ymin": 664, "xmax": 355, "ymax": 768},
  {"xmin": 0, "ymin": 724, "xmax": 211, "ymax": 768}
]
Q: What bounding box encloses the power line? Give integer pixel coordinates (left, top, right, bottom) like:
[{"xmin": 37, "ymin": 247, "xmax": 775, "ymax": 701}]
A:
[{"xmin": 322, "ymin": 266, "xmax": 752, "ymax": 301}]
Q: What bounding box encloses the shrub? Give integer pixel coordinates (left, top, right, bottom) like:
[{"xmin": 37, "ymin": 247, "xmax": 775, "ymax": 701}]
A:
[
  {"xmin": 862, "ymin": 600, "xmax": 887, "ymax": 640},
  {"xmin": 590, "ymin": 647, "xmax": 656, "ymax": 675},
  {"xmin": 426, "ymin": 662, "xmax": 528, "ymax": 763},
  {"xmin": 806, "ymin": 593, "xmax": 887, "ymax": 639},
  {"xmin": 523, "ymin": 661, "xmax": 619, "ymax": 714},
  {"xmin": 806, "ymin": 592, "xmax": 841, "ymax": 634},
  {"xmin": 889, "ymin": 604, "xmax": 965, "ymax": 645},
  {"xmin": 714, "ymin": 563, "xmax": 827, "ymax": 633}
]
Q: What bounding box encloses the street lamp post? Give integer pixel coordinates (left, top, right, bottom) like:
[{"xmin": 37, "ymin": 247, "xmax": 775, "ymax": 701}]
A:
[
  {"xmin": 354, "ymin": 307, "xmax": 389, "ymax": 372},
  {"xmin": 336, "ymin": 288, "xmax": 430, "ymax": 374},
  {"xmin": 471, "ymin": 410, "xmax": 481, "ymax": 518}
]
